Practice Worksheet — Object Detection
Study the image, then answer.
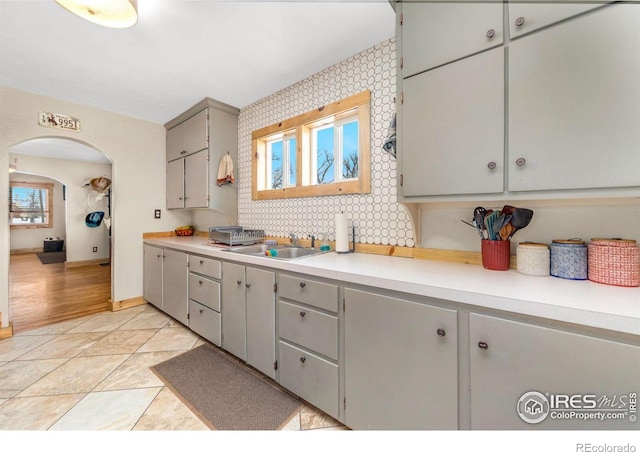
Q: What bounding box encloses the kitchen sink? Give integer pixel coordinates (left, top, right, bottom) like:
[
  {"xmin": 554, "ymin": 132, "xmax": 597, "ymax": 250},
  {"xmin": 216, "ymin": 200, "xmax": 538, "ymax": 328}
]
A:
[{"xmin": 223, "ymin": 244, "xmax": 330, "ymax": 260}]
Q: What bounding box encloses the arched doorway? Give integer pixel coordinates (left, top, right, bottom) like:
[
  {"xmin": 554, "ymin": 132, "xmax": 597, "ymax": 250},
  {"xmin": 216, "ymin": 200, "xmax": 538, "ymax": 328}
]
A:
[{"xmin": 8, "ymin": 137, "xmax": 114, "ymax": 332}]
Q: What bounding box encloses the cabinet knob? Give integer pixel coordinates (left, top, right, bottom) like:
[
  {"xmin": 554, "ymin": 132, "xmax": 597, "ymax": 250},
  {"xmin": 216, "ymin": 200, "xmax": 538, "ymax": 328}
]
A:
[
  {"xmin": 245, "ymin": 283, "xmax": 251, "ymax": 288},
  {"xmin": 515, "ymin": 16, "xmax": 525, "ymax": 27},
  {"xmin": 199, "ymin": 309, "xmax": 203, "ymax": 314},
  {"xmin": 236, "ymin": 280, "xmax": 242, "ymax": 285},
  {"xmin": 156, "ymin": 254, "xmax": 161, "ymax": 258},
  {"xmin": 516, "ymin": 157, "xmax": 527, "ymax": 167},
  {"xmin": 478, "ymin": 341, "xmax": 489, "ymax": 350},
  {"xmin": 181, "ymin": 150, "xmax": 186, "ymax": 155},
  {"xmin": 487, "ymin": 161, "xmax": 497, "ymax": 170},
  {"xmin": 199, "ymin": 260, "xmax": 204, "ymax": 265},
  {"xmin": 300, "ymin": 357, "xmax": 306, "ymax": 363},
  {"xmin": 486, "ymin": 29, "xmax": 495, "ymax": 39},
  {"xmin": 437, "ymin": 328, "xmax": 446, "ymax": 337},
  {"xmin": 198, "ymin": 280, "xmax": 203, "ymax": 285},
  {"xmin": 299, "ymin": 282, "xmax": 306, "ymax": 288},
  {"xmin": 300, "ymin": 311, "xmax": 306, "ymax": 318}
]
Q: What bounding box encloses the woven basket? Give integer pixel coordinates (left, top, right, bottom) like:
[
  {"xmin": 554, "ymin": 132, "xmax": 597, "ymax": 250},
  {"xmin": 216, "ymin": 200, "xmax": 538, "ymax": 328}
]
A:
[
  {"xmin": 588, "ymin": 238, "xmax": 639, "ymax": 287},
  {"xmin": 175, "ymin": 228, "xmax": 194, "ymax": 237}
]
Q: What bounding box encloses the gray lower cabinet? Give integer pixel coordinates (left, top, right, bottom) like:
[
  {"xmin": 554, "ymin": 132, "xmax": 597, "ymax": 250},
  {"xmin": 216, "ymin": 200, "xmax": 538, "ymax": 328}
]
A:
[
  {"xmin": 162, "ymin": 249, "xmax": 189, "ymax": 325},
  {"xmin": 222, "ymin": 261, "xmax": 247, "ymax": 360},
  {"xmin": 277, "ymin": 273, "xmax": 340, "ymax": 419},
  {"xmin": 344, "ymin": 288, "xmax": 458, "ymax": 430},
  {"xmin": 188, "ymin": 255, "xmax": 222, "ymax": 346},
  {"xmin": 469, "ymin": 313, "xmax": 640, "ymax": 430},
  {"xmin": 143, "ymin": 244, "xmax": 163, "ymax": 310},
  {"xmin": 221, "ymin": 262, "xmax": 276, "ymax": 377}
]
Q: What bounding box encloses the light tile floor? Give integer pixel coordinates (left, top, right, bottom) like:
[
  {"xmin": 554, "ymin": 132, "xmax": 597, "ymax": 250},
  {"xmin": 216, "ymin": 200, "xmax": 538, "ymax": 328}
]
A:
[{"xmin": 0, "ymin": 304, "xmax": 347, "ymax": 431}]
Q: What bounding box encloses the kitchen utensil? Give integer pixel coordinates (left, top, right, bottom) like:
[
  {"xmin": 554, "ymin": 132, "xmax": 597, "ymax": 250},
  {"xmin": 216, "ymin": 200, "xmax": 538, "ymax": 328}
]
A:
[
  {"xmin": 474, "ymin": 207, "xmax": 488, "ymax": 239},
  {"xmin": 492, "ymin": 214, "xmax": 511, "ymax": 239},
  {"xmin": 500, "ymin": 205, "xmax": 516, "ymax": 216},
  {"xmin": 506, "ymin": 208, "xmax": 534, "ymax": 239},
  {"xmin": 461, "ymin": 219, "xmax": 484, "ymax": 238},
  {"xmin": 499, "ymin": 222, "xmax": 514, "ymax": 241},
  {"xmin": 484, "ymin": 211, "xmax": 499, "ymax": 240}
]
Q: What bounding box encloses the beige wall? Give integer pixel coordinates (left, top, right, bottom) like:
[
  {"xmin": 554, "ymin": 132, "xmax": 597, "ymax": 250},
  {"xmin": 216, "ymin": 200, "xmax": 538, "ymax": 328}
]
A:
[{"xmin": 0, "ymin": 86, "xmax": 191, "ymax": 328}]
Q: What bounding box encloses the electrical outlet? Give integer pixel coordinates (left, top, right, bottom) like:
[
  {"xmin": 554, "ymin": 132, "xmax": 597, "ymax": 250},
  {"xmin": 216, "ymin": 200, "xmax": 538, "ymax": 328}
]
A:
[{"xmin": 93, "ymin": 246, "xmax": 98, "ymax": 253}]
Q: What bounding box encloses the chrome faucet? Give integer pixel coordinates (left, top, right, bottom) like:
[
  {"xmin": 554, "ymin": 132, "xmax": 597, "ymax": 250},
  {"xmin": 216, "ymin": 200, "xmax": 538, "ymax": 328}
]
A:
[
  {"xmin": 310, "ymin": 235, "xmax": 315, "ymax": 248},
  {"xmin": 289, "ymin": 233, "xmax": 299, "ymax": 247}
]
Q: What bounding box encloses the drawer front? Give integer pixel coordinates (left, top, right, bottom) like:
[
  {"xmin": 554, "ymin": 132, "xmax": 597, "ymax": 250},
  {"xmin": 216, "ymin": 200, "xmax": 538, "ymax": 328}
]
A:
[
  {"xmin": 190, "ymin": 255, "xmax": 221, "ymax": 279},
  {"xmin": 278, "ymin": 274, "xmax": 338, "ymax": 313},
  {"xmin": 278, "ymin": 341, "xmax": 339, "ymax": 419},
  {"xmin": 189, "ymin": 300, "xmax": 221, "ymax": 347},
  {"xmin": 189, "ymin": 274, "xmax": 221, "ymax": 311},
  {"xmin": 278, "ymin": 300, "xmax": 338, "ymax": 360}
]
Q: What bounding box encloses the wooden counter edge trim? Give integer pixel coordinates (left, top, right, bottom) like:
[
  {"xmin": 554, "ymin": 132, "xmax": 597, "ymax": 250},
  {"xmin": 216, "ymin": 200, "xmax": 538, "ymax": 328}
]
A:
[
  {"xmin": 143, "ymin": 231, "xmax": 516, "ymax": 268},
  {"xmin": 111, "ymin": 297, "xmax": 147, "ymax": 312}
]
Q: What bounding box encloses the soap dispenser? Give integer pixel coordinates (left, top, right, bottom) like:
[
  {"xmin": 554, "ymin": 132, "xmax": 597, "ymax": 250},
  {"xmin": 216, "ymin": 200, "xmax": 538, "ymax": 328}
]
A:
[{"xmin": 320, "ymin": 232, "xmax": 331, "ymax": 251}]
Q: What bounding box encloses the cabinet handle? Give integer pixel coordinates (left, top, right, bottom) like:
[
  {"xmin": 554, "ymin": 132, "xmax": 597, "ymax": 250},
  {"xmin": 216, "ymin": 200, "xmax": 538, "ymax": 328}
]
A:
[
  {"xmin": 300, "ymin": 357, "xmax": 306, "ymax": 363},
  {"xmin": 299, "ymin": 282, "xmax": 306, "ymax": 288},
  {"xmin": 300, "ymin": 311, "xmax": 306, "ymax": 318},
  {"xmin": 236, "ymin": 280, "xmax": 243, "ymax": 285},
  {"xmin": 487, "ymin": 161, "xmax": 497, "ymax": 170},
  {"xmin": 245, "ymin": 283, "xmax": 251, "ymax": 288},
  {"xmin": 437, "ymin": 328, "xmax": 446, "ymax": 337},
  {"xmin": 515, "ymin": 16, "xmax": 525, "ymax": 27},
  {"xmin": 486, "ymin": 29, "xmax": 495, "ymax": 39},
  {"xmin": 516, "ymin": 157, "xmax": 527, "ymax": 167},
  {"xmin": 478, "ymin": 341, "xmax": 489, "ymax": 350}
]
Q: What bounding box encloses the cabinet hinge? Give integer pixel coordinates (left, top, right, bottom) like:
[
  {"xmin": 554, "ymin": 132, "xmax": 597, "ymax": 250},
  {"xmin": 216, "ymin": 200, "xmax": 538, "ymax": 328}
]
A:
[
  {"xmin": 400, "ymin": 56, "xmax": 403, "ymax": 69},
  {"xmin": 187, "ymin": 313, "xmax": 190, "ymax": 320},
  {"xmin": 343, "ymin": 298, "xmax": 345, "ymax": 312},
  {"xmin": 273, "ymin": 283, "xmax": 278, "ymax": 293},
  {"xmin": 400, "ymin": 92, "xmax": 404, "ymax": 105},
  {"xmin": 400, "ymin": 174, "xmax": 404, "ymax": 187},
  {"xmin": 400, "ymin": 13, "xmax": 403, "ymax": 26},
  {"xmin": 207, "ymin": 194, "xmax": 210, "ymax": 202},
  {"xmin": 344, "ymin": 397, "xmax": 347, "ymax": 411},
  {"xmin": 274, "ymin": 360, "xmax": 278, "ymax": 370}
]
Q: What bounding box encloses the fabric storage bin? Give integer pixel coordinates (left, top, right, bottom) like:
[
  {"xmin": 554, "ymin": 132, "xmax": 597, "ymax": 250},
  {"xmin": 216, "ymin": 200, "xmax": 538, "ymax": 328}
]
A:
[
  {"xmin": 516, "ymin": 242, "xmax": 550, "ymax": 276},
  {"xmin": 550, "ymin": 239, "xmax": 587, "ymax": 280},
  {"xmin": 588, "ymin": 238, "xmax": 640, "ymax": 287}
]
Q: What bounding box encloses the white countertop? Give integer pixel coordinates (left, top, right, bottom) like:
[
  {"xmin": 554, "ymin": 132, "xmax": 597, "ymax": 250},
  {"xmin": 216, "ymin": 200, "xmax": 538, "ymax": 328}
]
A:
[{"xmin": 144, "ymin": 236, "xmax": 640, "ymax": 336}]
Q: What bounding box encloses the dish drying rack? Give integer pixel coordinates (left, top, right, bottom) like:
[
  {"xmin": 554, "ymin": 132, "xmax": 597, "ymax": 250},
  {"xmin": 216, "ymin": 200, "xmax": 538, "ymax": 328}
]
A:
[{"xmin": 209, "ymin": 226, "xmax": 265, "ymax": 246}]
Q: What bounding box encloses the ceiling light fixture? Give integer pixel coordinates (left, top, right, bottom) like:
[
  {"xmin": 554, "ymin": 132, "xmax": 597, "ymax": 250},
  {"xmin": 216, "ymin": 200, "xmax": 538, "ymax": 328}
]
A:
[
  {"xmin": 55, "ymin": 0, "xmax": 138, "ymax": 29},
  {"xmin": 8, "ymin": 158, "xmax": 17, "ymax": 173}
]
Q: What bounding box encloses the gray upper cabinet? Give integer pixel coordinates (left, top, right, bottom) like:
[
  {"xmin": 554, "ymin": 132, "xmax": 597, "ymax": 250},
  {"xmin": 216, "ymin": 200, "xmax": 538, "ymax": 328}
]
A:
[
  {"xmin": 470, "ymin": 313, "xmax": 640, "ymax": 430},
  {"xmin": 165, "ymin": 98, "xmax": 240, "ymax": 222},
  {"xmin": 397, "ymin": 2, "xmax": 640, "ymax": 202},
  {"xmin": 401, "ymin": 2, "xmax": 503, "ymax": 77},
  {"xmin": 508, "ymin": 4, "xmax": 640, "ymax": 192},
  {"xmin": 402, "ymin": 47, "xmax": 504, "ymax": 197},
  {"xmin": 166, "ymin": 108, "xmax": 208, "ymax": 162},
  {"xmin": 344, "ymin": 288, "xmax": 458, "ymax": 430},
  {"xmin": 508, "ymin": 2, "xmax": 607, "ymax": 39}
]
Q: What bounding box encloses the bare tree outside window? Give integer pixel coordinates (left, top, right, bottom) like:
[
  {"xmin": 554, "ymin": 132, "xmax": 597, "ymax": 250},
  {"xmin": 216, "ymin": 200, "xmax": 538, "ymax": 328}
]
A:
[
  {"xmin": 343, "ymin": 154, "xmax": 358, "ymax": 179},
  {"xmin": 317, "ymin": 148, "xmax": 335, "ymax": 184}
]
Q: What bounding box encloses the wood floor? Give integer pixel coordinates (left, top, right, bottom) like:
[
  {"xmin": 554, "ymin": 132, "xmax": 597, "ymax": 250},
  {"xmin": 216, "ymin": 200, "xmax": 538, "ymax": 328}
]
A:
[{"xmin": 9, "ymin": 253, "xmax": 112, "ymax": 334}]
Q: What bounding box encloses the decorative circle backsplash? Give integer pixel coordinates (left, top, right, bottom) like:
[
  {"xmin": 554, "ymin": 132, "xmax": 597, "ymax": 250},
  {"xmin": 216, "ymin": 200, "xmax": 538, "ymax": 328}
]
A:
[{"xmin": 237, "ymin": 38, "xmax": 414, "ymax": 247}]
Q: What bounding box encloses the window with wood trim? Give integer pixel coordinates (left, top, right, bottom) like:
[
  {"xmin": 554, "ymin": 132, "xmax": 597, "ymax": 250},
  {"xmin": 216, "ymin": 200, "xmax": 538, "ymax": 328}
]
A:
[
  {"xmin": 252, "ymin": 91, "xmax": 371, "ymax": 200},
  {"xmin": 9, "ymin": 181, "xmax": 54, "ymax": 228}
]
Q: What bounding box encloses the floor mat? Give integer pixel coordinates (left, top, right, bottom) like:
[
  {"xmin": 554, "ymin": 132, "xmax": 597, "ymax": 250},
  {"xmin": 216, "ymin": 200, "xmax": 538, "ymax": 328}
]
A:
[
  {"xmin": 151, "ymin": 344, "xmax": 303, "ymax": 430},
  {"xmin": 36, "ymin": 251, "xmax": 66, "ymax": 264}
]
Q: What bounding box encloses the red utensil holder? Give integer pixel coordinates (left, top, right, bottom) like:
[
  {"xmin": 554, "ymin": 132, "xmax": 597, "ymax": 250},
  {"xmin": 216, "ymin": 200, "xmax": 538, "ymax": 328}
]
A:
[{"xmin": 482, "ymin": 239, "xmax": 511, "ymax": 271}]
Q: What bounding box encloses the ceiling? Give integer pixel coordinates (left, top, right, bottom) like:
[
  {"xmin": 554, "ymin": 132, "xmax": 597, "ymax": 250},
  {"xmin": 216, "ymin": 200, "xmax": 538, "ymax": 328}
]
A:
[{"xmin": 0, "ymin": 0, "xmax": 395, "ymax": 125}]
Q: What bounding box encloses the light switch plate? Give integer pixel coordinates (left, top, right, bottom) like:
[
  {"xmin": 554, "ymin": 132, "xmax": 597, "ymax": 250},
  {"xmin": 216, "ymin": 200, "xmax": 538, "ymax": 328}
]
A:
[{"xmin": 154, "ymin": 209, "xmax": 161, "ymax": 219}]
